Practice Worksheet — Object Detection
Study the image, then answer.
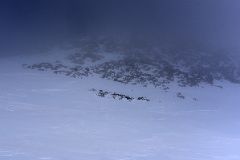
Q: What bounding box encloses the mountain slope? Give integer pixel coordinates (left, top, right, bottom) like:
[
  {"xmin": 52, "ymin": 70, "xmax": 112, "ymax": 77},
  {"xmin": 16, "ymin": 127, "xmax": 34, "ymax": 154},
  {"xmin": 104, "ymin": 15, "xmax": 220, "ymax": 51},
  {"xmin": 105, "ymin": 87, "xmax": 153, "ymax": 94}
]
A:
[{"xmin": 0, "ymin": 47, "xmax": 240, "ymax": 160}]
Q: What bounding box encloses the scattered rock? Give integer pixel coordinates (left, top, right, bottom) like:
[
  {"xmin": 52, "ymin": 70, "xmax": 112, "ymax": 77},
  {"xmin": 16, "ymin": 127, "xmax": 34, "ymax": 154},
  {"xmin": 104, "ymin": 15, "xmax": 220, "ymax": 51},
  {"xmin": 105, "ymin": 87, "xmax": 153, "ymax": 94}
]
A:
[
  {"xmin": 111, "ymin": 93, "xmax": 134, "ymax": 101},
  {"xmin": 137, "ymin": 97, "xmax": 150, "ymax": 102},
  {"xmin": 23, "ymin": 41, "xmax": 240, "ymax": 93},
  {"xmin": 97, "ymin": 90, "xmax": 109, "ymax": 97},
  {"xmin": 177, "ymin": 92, "xmax": 185, "ymax": 99},
  {"xmin": 91, "ymin": 89, "xmax": 150, "ymax": 102}
]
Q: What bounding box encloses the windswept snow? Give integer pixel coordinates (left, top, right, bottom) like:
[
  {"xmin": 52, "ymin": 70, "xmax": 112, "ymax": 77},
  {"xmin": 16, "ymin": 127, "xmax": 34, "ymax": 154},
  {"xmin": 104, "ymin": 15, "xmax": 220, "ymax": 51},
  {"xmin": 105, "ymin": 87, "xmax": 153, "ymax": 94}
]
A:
[{"xmin": 0, "ymin": 52, "xmax": 240, "ymax": 160}]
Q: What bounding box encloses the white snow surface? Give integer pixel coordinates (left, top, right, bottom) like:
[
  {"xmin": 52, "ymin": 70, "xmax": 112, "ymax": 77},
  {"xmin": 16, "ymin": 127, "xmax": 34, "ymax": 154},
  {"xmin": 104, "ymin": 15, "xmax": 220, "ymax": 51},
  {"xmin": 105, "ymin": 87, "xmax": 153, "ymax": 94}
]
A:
[{"xmin": 1, "ymin": 49, "xmax": 240, "ymax": 160}]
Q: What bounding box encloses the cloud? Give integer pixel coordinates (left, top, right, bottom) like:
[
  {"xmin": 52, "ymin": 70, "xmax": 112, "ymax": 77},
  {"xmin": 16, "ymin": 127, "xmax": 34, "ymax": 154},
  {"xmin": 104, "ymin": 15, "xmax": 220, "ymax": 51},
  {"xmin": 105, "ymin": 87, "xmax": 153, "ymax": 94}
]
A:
[{"xmin": 0, "ymin": 0, "xmax": 240, "ymax": 55}]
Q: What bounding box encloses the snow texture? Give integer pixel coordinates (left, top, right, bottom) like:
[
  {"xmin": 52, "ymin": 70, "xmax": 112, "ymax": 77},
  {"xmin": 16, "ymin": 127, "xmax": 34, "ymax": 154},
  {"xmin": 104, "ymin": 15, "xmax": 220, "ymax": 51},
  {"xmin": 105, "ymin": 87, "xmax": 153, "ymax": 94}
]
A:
[{"xmin": 0, "ymin": 48, "xmax": 240, "ymax": 160}]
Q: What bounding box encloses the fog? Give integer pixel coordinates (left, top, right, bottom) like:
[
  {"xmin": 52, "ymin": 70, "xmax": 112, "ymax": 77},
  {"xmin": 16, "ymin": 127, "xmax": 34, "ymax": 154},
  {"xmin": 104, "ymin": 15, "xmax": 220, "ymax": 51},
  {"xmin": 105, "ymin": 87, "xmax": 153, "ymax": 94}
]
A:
[
  {"xmin": 0, "ymin": 0, "xmax": 240, "ymax": 55},
  {"xmin": 1, "ymin": 2, "xmax": 240, "ymax": 159}
]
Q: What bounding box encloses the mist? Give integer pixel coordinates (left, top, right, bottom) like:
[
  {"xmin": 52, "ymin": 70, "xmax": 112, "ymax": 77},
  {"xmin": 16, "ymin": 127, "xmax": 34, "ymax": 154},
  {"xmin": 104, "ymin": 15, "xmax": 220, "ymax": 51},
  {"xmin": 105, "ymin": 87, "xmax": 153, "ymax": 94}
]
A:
[
  {"xmin": 1, "ymin": 1, "xmax": 240, "ymax": 159},
  {"xmin": 0, "ymin": 0, "xmax": 240, "ymax": 55}
]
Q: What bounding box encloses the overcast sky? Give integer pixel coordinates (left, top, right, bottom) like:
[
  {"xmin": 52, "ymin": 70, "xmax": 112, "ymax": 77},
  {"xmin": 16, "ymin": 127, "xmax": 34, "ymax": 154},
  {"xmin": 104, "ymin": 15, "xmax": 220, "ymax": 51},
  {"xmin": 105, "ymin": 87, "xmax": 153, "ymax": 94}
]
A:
[{"xmin": 0, "ymin": 0, "xmax": 240, "ymax": 54}]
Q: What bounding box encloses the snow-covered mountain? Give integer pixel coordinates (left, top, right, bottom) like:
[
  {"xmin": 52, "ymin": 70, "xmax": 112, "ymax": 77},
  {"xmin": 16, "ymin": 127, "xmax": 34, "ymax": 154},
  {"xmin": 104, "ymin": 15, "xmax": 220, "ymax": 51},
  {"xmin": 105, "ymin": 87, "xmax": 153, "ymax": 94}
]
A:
[
  {"xmin": 1, "ymin": 38, "xmax": 240, "ymax": 160},
  {"xmin": 24, "ymin": 37, "xmax": 240, "ymax": 92}
]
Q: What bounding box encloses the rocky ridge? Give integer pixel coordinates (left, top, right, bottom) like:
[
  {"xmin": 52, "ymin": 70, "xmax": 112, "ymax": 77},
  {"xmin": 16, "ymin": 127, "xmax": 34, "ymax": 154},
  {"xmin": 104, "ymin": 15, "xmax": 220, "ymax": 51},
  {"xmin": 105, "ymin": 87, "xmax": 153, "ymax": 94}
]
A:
[{"xmin": 23, "ymin": 37, "xmax": 240, "ymax": 92}]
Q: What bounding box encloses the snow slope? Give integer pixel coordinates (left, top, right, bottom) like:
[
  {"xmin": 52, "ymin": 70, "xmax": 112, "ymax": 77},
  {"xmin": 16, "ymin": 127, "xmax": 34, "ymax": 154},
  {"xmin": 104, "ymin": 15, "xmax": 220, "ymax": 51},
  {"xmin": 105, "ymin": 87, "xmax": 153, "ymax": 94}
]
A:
[{"xmin": 0, "ymin": 50, "xmax": 240, "ymax": 160}]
